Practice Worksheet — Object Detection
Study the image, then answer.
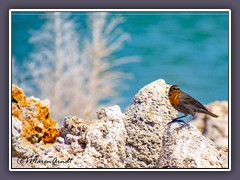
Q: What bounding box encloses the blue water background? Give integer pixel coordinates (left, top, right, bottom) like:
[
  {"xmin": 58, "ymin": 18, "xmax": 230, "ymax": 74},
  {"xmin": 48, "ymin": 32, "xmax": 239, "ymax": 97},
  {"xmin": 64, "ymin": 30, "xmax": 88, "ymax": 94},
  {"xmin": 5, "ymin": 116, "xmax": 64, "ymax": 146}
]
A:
[{"xmin": 12, "ymin": 12, "xmax": 229, "ymax": 112}]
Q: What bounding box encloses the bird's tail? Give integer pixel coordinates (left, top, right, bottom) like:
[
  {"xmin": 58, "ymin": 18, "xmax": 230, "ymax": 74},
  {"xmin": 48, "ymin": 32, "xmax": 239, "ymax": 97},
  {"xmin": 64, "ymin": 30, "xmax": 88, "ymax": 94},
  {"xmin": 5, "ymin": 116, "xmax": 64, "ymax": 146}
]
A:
[{"xmin": 204, "ymin": 110, "xmax": 219, "ymax": 118}]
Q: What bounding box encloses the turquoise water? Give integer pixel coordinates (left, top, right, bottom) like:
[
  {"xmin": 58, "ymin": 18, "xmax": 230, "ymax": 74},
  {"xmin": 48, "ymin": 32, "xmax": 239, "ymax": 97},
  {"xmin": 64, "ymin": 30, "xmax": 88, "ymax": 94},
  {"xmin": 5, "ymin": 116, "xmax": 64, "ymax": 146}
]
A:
[{"xmin": 12, "ymin": 11, "xmax": 229, "ymax": 112}]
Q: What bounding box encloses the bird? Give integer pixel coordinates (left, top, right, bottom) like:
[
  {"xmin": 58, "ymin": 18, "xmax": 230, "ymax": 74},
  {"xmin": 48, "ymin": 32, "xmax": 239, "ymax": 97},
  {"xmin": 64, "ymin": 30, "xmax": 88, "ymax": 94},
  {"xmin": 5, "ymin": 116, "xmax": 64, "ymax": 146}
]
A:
[{"xmin": 168, "ymin": 85, "xmax": 218, "ymax": 122}]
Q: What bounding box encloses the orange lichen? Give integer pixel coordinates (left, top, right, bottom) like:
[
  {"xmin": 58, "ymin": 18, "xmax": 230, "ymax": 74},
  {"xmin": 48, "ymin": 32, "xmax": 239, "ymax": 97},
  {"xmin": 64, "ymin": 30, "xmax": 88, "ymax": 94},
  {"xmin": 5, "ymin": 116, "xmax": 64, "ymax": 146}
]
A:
[{"xmin": 12, "ymin": 84, "xmax": 60, "ymax": 144}]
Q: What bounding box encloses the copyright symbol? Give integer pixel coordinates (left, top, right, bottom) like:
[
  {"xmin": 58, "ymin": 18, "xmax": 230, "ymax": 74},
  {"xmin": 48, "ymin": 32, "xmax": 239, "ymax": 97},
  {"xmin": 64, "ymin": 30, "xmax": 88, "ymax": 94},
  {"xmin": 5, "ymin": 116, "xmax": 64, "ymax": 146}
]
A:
[{"xmin": 17, "ymin": 158, "xmax": 25, "ymax": 164}]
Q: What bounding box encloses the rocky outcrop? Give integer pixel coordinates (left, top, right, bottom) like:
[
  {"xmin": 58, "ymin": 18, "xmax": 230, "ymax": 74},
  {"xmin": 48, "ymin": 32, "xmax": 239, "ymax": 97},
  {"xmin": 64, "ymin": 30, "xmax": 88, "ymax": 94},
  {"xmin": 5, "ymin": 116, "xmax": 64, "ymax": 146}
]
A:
[
  {"xmin": 12, "ymin": 96, "xmax": 126, "ymax": 168},
  {"xmin": 124, "ymin": 80, "xmax": 178, "ymax": 168},
  {"xmin": 58, "ymin": 106, "xmax": 126, "ymax": 168},
  {"xmin": 11, "ymin": 82, "xmax": 229, "ymax": 169},
  {"xmin": 12, "ymin": 84, "xmax": 61, "ymax": 163},
  {"xmin": 190, "ymin": 101, "xmax": 228, "ymax": 149},
  {"xmin": 12, "ymin": 84, "xmax": 60, "ymax": 144},
  {"xmin": 157, "ymin": 122, "xmax": 228, "ymax": 168}
]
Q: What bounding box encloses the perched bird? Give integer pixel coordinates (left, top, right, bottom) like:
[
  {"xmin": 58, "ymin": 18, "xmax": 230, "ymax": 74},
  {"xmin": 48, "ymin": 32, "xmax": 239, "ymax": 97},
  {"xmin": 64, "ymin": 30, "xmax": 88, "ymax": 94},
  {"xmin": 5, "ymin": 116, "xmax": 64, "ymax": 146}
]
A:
[{"xmin": 168, "ymin": 85, "xmax": 218, "ymax": 121}]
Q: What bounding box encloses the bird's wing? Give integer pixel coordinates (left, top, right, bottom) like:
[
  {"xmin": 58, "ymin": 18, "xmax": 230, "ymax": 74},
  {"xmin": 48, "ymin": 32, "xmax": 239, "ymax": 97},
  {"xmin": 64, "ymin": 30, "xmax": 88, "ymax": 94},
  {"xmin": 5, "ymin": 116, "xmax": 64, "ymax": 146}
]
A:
[{"xmin": 181, "ymin": 92, "xmax": 208, "ymax": 111}]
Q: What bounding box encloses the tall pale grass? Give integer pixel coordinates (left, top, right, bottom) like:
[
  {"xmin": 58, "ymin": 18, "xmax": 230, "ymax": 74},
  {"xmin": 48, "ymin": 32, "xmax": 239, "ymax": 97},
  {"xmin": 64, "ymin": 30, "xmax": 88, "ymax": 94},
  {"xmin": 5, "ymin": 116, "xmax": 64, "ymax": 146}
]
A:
[{"xmin": 14, "ymin": 12, "xmax": 138, "ymax": 123}]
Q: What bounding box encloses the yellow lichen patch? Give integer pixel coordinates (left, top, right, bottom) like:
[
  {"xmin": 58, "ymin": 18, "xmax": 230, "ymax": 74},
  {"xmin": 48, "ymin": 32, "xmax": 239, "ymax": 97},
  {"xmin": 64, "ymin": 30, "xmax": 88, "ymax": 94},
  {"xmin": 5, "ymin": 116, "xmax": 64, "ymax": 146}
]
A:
[
  {"xmin": 41, "ymin": 127, "xmax": 61, "ymax": 144},
  {"xmin": 12, "ymin": 84, "xmax": 60, "ymax": 144},
  {"xmin": 12, "ymin": 84, "xmax": 28, "ymax": 107}
]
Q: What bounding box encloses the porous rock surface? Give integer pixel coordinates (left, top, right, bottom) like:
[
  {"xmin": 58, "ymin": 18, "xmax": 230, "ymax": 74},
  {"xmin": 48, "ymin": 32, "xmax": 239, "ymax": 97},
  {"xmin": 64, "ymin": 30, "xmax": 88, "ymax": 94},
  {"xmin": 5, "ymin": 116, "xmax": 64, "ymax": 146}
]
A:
[
  {"xmin": 157, "ymin": 122, "xmax": 228, "ymax": 168},
  {"xmin": 59, "ymin": 105, "xmax": 126, "ymax": 168},
  {"xmin": 124, "ymin": 79, "xmax": 178, "ymax": 168},
  {"xmin": 12, "ymin": 84, "xmax": 61, "ymax": 145},
  {"xmin": 12, "ymin": 90, "xmax": 126, "ymax": 168},
  {"xmin": 190, "ymin": 101, "xmax": 228, "ymax": 149}
]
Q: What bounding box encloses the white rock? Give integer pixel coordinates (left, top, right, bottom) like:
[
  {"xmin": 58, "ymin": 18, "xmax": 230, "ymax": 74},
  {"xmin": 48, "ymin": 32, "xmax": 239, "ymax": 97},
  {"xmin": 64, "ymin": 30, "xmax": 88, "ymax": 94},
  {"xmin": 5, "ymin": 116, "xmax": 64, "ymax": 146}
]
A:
[
  {"xmin": 124, "ymin": 79, "xmax": 178, "ymax": 168},
  {"xmin": 157, "ymin": 122, "xmax": 228, "ymax": 168}
]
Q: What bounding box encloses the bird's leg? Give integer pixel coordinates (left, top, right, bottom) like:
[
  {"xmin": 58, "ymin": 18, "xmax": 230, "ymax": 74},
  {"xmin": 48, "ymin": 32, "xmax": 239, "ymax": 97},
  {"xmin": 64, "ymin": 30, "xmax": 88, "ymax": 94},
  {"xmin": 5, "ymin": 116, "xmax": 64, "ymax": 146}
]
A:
[
  {"xmin": 173, "ymin": 114, "xmax": 193, "ymax": 131},
  {"xmin": 173, "ymin": 115, "xmax": 187, "ymax": 121},
  {"xmin": 167, "ymin": 115, "xmax": 187, "ymax": 125}
]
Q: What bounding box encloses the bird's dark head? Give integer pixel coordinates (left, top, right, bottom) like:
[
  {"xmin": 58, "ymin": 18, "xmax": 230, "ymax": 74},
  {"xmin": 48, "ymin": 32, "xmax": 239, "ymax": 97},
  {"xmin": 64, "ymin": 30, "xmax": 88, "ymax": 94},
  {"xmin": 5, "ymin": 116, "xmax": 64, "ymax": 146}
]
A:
[
  {"xmin": 170, "ymin": 85, "xmax": 180, "ymax": 91},
  {"xmin": 169, "ymin": 85, "xmax": 181, "ymax": 95}
]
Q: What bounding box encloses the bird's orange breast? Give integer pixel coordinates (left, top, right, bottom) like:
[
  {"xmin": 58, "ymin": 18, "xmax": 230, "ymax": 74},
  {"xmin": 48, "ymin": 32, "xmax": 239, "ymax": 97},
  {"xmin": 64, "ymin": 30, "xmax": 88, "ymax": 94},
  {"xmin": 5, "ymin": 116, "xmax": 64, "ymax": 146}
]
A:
[{"xmin": 169, "ymin": 91, "xmax": 181, "ymax": 106}]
